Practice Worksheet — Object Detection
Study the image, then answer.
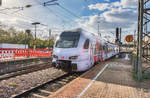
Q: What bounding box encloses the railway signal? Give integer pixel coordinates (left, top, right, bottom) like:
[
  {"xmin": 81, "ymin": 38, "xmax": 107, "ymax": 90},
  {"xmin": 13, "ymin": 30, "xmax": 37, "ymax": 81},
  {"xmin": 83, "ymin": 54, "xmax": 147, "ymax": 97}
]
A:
[{"xmin": 115, "ymin": 27, "xmax": 119, "ymax": 44}]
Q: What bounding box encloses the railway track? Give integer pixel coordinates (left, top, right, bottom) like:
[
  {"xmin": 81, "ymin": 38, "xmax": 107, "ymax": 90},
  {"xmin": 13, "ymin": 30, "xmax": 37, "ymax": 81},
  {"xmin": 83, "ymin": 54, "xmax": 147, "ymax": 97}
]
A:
[
  {"xmin": 12, "ymin": 72, "xmax": 83, "ymax": 98},
  {"xmin": 0, "ymin": 57, "xmax": 52, "ymax": 66},
  {"xmin": 0, "ymin": 62, "xmax": 51, "ymax": 80},
  {"xmin": 0, "ymin": 57, "xmax": 52, "ymax": 75}
]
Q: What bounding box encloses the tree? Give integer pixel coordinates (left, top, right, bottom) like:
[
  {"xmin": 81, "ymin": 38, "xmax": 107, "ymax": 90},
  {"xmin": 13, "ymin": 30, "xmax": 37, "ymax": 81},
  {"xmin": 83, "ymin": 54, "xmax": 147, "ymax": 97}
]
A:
[{"xmin": 0, "ymin": 27, "xmax": 54, "ymax": 49}]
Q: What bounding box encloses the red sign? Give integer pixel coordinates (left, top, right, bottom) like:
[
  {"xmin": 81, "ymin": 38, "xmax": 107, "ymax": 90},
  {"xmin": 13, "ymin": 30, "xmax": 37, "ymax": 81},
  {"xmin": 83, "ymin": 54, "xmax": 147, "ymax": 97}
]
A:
[
  {"xmin": 125, "ymin": 35, "xmax": 133, "ymax": 42},
  {"xmin": 61, "ymin": 56, "xmax": 64, "ymax": 59}
]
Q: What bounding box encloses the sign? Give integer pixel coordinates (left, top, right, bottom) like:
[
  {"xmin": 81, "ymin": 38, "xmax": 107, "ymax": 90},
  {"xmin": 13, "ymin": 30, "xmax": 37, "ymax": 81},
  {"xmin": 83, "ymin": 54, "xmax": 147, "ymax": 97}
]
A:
[
  {"xmin": 33, "ymin": 40, "xmax": 36, "ymax": 44},
  {"xmin": 125, "ymin": 35, "xmax": 133, "ymax": 42}
]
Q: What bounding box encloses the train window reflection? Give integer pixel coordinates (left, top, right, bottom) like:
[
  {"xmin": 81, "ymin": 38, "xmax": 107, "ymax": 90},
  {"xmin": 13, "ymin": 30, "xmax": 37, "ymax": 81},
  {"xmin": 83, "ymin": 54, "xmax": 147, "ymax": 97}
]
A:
[
  {"xmin": 84, "ymin": 39, "xmax": 89, "ymax": 49},
  {"xmin": 55, "ymin": 32, "xmax": 80, "ymax": 48}
]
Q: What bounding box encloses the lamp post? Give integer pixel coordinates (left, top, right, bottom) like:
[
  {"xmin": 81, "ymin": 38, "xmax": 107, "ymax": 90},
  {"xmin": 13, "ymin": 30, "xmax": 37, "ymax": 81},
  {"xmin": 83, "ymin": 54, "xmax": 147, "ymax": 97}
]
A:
[
  {"xmin": 97, "ymin": 21, "xmax": 101, "ymax": 37},
  {"xmin": 25, "ymin": 29, "xmax": 31, "ymax": 58},
  {"xmin": 32, "ymin": 22, "xmax": 40, "ymax": 50},
  {"xmin": 49, "ymin": 29, "xmax": 51, "ymax": 50}
]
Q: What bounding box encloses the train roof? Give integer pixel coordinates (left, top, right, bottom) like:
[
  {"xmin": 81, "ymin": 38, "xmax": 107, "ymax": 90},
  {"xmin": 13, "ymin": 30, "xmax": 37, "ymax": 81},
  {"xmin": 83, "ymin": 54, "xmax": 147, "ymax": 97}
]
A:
[{"xmin": 60, "ymin": 28, "xmax": 115, "ymax": 45}]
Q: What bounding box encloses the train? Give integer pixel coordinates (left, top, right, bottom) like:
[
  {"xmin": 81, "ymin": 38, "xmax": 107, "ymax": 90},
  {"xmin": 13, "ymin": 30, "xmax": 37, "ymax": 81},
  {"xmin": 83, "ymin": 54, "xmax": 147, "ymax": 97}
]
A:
[{"xmin": 52, "ymin": 28, "xmax": 119, "ymax": 72}]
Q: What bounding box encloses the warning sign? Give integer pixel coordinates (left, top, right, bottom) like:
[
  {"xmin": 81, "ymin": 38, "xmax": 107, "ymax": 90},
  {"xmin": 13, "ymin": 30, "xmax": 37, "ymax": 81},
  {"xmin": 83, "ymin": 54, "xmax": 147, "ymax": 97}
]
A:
[{"xmin": 125, "ymin": 35, "xmax": 133, "ymax": 42}]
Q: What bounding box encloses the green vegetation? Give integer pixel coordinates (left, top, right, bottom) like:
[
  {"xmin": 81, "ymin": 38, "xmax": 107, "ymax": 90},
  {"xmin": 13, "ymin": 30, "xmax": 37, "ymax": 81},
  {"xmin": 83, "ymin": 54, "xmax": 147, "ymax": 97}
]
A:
[
  {"xmin": 130, "ymin": 53, "xmax": 137, "ymax": 65},
  {"xmin": 132, "ymin": 70, "xmax": 150, "ymax": 81},
  {"xmin": 132, "ymin": 70, "xmax": 138, "ymax": 81},
  {"xmin": 142, "ymin": 72, "xmax": 150, "ymax": 80},
  {"xmin": 0, "ymin": 27, "xmax": 54, "ymax": 48}
]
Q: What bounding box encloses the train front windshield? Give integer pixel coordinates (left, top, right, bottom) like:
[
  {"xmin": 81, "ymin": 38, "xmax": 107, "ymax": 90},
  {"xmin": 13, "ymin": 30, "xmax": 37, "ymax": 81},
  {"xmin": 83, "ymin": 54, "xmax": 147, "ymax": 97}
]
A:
[{"xmin": 55, "ymin": 31, "xmax": 80, "ymax": 48}]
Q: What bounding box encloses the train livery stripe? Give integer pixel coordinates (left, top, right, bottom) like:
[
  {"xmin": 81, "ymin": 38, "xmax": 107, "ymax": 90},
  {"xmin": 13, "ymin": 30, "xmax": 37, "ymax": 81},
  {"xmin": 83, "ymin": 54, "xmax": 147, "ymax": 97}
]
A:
[{"xmin": 94, "ymin": 56, "xmax": 98, "ymax": 62}]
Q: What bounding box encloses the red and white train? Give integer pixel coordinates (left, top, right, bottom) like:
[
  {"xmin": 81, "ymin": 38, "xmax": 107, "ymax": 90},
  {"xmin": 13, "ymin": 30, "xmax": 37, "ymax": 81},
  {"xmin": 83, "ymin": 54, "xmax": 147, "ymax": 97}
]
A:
[{"xmin": 52, "ymin": 28, "xmax": 119, "ymax": 72}]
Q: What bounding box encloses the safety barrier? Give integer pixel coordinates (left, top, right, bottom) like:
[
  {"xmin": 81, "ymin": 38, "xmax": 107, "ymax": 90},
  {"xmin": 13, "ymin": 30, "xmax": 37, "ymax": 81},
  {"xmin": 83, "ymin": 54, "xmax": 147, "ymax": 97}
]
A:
[{"xmin": 0, "ymin": 48, "xmax": 52, "ymax": 60}]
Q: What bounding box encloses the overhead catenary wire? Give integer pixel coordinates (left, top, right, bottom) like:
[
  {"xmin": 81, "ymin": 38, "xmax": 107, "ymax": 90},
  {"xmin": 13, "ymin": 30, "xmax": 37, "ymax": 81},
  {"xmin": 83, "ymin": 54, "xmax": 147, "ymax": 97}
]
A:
[
  {"xmin": 0, "ymin": 1, "xmax": 58, "ymax": 38},
  {"xmin": 35, "ymin": 0, "xmax": 75, "ymax": 29},
  {"xmin": 36, "ymin": 0, "xmax": 76, "ymax": 22},
  {"xmin": 55, "ymin": 3, "xmax": 81, "ymax": 18},
  {"xmin": 0, "ymin": 10, "xmax": 48, "ymax": 34}
]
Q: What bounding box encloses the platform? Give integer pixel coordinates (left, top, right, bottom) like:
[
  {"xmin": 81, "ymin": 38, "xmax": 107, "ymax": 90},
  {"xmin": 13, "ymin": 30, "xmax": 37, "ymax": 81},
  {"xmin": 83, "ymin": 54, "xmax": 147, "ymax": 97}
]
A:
[
  {"xmin": 48, "ymin": 58, "xmax": 150, "ymax": 98},
  {"xmin": 0, "ymin": 56, "xmax": 51, "ymax": 64}
]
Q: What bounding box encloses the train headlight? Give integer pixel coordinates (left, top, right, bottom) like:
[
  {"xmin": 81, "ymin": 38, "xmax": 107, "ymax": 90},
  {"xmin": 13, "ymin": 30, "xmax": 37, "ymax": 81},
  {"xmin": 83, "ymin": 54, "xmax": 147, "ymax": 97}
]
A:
[
  {"xmin": 69, "ymin": 56, "xmax": 78, "ymax": 60},
  {"xmin": 53, "ymin": 55, "xmax": 58, "ymax": 59}
]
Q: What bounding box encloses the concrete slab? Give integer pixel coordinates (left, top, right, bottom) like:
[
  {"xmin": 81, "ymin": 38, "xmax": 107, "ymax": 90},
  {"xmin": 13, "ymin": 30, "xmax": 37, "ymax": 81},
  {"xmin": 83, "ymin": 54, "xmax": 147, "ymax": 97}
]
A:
[{"xmin": 48, "ymin": 58, "xmax": 150, "ymax": 98}]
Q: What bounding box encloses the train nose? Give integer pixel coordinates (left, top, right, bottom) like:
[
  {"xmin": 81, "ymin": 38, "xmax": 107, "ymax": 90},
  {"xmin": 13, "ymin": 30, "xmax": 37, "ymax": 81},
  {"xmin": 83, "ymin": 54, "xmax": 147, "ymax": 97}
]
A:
[{"xmin": 52, "ymin": 62, "xmax": 56, "ymax": 67}]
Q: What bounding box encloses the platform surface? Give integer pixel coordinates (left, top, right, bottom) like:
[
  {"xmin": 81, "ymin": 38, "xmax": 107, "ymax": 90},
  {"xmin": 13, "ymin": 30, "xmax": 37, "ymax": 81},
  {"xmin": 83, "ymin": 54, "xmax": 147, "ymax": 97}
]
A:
[{"xmin": 48, "ymin": 58, "xmax": 150, "ymax": 98}]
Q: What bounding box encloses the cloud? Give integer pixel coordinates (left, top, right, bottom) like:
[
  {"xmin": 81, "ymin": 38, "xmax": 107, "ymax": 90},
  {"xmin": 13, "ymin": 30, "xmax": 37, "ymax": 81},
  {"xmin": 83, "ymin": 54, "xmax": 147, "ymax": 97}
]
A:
[
  {"xmin": 76, "ymin": 7, "xmax": 137, "ymax": 43},
  {"xmin": 77, "ymin": 7, "xmax": 137, "ymax": 30},
  {"xmin": 77, "ymin": 0, "xmax": 138, "ymax": 43},
  {"xmin": 104, "ymin": 0, "xmax": 111, "ymax": 2},
  {"xmin": 88, "ymin": 3, "xmax": 110, "ymax": 11},
  {"xmin": 88, "ymin": 1, "xmax": 121, "ymax": 11},
  {"xmin": 102, "ymin": 8, "xmax": 137, "ymax": 23},
  {"xmin": 0, "ymin": 12, "xmax": 34, "ymax": 30},
  {"xmin": 88, "ymin": 0, "xmax": 138, "ymax": 11},
  {"xmin": 121, "ymin": 0, "xmax": 138, "ymax": 8}
]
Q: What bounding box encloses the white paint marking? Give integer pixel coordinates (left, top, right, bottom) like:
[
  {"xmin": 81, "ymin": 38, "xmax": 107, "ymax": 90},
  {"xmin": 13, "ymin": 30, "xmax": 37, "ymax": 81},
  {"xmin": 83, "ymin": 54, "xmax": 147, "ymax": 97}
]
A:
[{"xmin": 77, "ymin": 64, "xmax": 109, "ymax": 98}]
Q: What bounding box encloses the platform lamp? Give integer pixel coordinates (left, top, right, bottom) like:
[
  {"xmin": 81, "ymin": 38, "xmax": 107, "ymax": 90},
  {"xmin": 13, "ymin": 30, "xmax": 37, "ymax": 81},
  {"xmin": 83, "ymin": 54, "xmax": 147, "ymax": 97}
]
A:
[
  {"xmin": 32, "ymin": 22, "xmax": 40, "ymax": 50},
  {"xmin": 25, "ymin": 29, "xmax": 31, "ymax": 58}
]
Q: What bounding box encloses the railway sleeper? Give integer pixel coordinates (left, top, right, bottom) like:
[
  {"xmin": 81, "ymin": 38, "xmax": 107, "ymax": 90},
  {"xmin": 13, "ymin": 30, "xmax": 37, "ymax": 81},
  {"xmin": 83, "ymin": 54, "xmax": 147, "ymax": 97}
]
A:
[
  {"xmin": 39, "ymin": 89, "xmax": 53, "ymax": 95},
  {"xmin": 32, "ymin": 93, "xmax": 47, "ymax": 98},
  {"xmin": 57, "ymin": 81, "xmax": 67, "ymax": 84},
  {"xmin": 61, "ymin": 79, "xmax": 69, "ymax": 82},
  {"xmin": 35, "ymin": 91, "xmax": 50, "ymax": 97}
]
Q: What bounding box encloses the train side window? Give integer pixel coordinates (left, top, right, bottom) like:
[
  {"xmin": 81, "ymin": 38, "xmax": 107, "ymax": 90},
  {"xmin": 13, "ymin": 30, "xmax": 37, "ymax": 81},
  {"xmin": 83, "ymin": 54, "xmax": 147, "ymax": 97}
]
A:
[{"xmin": 84, "ymin": 39, "xmax": 89, "ymax": 49}]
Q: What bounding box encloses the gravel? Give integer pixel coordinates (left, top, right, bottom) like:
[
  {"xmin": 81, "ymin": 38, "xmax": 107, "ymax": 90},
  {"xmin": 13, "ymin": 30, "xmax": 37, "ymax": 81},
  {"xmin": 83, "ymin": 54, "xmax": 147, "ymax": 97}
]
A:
[{"xmin": 0, "ymin": 68, "xmax": 64, "ymax": 98}]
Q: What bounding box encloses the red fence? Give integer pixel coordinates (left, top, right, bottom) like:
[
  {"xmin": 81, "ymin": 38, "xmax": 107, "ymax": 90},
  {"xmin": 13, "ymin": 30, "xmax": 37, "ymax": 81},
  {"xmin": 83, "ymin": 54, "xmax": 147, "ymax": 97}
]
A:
[{"xmin": 0, "ymin": 48, "xmax": 52, "ymax": 59}]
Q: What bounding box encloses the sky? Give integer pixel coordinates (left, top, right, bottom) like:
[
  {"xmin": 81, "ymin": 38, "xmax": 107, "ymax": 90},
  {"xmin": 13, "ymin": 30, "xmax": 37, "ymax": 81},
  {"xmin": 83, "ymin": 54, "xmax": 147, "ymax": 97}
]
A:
[{"xmin": 0, "ymin": 0, "xmax": 138, "ymax": 42}]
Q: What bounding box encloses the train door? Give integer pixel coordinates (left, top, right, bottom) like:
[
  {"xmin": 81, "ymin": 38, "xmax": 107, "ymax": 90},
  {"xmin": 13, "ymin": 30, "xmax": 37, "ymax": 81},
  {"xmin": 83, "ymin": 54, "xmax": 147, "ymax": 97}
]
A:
[
  {"xmin": 84, "ymin": 39, "xmax": 92, "ymax": 67},
  {"xmin": 105, "ymin": 44, "xmax": 108, "ymax": 59},
  {"xmin": 89, "ymin": 42, "xmax": 94, "ymax": 66}
]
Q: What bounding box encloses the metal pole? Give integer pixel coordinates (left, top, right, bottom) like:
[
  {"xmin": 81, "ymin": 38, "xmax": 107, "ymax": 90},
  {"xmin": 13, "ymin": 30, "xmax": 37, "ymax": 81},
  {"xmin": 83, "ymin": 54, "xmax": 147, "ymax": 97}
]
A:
[
  {"xmin": 137, "ymin": 0, "xmax": 143, "ymax": 81},
  {"xmin": 27, "ymin": 32, "xmax": 30, "ymax": 58},
  {"xmin": 49, "ymin": 29, "xmax": 51, "ymax": 50},
  {"xmin": 34, "ymin": 24, "xmax": 36, "ymax": 50},
  {"xmin": 25, "ymin": 31, "xmax": 27, "ymax": 50},
  {"xmin": 119, "ymin": 28, "xmax": 122, "ymax": 52},
  {"xmin": 97, "ymin": 21, "xmax": 101, "ymax": 37},
  {"xmin": 25, "ymin": 29, "xmax": 31, "ymax": 58},
  {"xmin": 32, "ymin": 22, "xmax": 40, "ymax": 50},
  {"xmin": 134, "ymin": 30, "xmax": 136, "ymax": 46},
  {"xmin": 119, "ymin": 28, "xmax": 121, "ymax": 43}
]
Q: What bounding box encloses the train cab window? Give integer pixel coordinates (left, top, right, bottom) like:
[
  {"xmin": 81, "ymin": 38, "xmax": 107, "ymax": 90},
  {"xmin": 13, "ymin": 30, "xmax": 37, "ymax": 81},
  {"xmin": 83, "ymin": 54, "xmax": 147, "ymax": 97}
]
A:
[
  {"xmin": 83, "ymin": 39, "xmax": 89, "ymax": 49},
  {"xmin": 55, "ymin": 31, "xmax": 80, "ymax": 48}
]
